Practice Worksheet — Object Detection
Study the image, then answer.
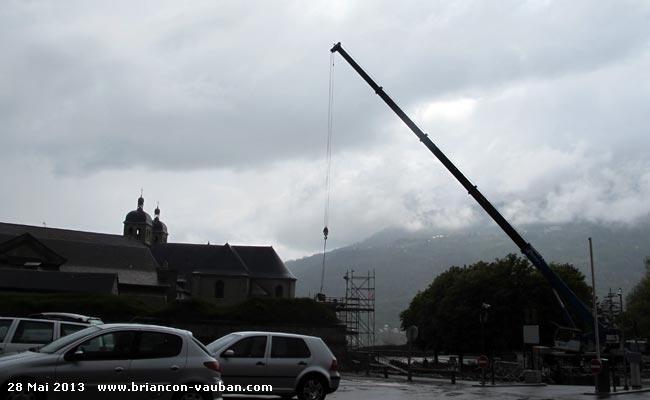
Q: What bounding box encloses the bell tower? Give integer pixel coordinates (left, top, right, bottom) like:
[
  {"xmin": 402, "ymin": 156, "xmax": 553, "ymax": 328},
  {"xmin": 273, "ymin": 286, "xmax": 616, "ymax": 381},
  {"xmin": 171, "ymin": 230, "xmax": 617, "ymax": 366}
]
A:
[
  {"xmin": 123, "ymin": 194, "xmax": 154, "ymax": 245},
  {"xmin": 152, "ymin": 203, "xmax": 169, "ymax": 244}
]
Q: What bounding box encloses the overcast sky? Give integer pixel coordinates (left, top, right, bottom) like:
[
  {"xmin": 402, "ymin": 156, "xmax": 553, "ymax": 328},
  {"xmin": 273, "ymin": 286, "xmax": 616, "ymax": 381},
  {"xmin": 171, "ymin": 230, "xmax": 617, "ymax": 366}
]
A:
[{"xmin": 1, "ymin": 0, "xmax": 650, "ymax": 260}]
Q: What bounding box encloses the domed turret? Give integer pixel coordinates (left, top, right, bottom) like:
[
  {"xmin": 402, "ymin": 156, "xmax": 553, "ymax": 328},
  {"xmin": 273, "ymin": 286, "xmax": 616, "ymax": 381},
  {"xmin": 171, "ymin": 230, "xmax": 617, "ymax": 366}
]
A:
[
  {"xmin": 152, "ymin": 203, "xmax": 169, "ymax": 244},
  {"xmin": 123, "ymin": 194, "xmax": 154, "ymax": 245}
]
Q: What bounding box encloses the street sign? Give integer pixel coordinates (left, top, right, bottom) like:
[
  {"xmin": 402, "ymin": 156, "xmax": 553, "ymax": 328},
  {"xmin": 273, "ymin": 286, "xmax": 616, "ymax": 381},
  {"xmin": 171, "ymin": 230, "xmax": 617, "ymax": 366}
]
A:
[
  {"xmin": 406, "ymin": 325, "xmax": 419, "ymax": 343},
  {"xmin": 478, "ymin": 355, "xmax": 489, "ymax": 369},
  {"xmin": 523, "ymin": 325, "xmax": 540, "ymax": 344},
  {"xmin": 590, "ymin": 358, "xmax": 602, "ymax": 375}
]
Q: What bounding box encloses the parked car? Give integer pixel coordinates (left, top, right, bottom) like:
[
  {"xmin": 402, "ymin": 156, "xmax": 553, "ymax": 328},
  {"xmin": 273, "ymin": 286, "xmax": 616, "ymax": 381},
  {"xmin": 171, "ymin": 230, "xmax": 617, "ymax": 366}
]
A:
[
  {"xmin": 27, "ymin": 312, "xmax": 104, "ymax": 325},
  {"xmin": 0, "ymin": 323, "xmax": 223, "ymax": 400},
  {"xmin": 0, "ymin": 316, "xmax": 92, "ymax": 355},
  {"xmin": 206, "ymin": 331, "xmax": 339, "ymax": 400}
]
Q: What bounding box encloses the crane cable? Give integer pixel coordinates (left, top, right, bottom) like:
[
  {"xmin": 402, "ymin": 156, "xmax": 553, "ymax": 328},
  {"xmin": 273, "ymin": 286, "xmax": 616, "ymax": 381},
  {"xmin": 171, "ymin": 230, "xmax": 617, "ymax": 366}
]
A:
[{"xmin": 320, "ymin": 52, "xmax": 335, "ymax": 294}]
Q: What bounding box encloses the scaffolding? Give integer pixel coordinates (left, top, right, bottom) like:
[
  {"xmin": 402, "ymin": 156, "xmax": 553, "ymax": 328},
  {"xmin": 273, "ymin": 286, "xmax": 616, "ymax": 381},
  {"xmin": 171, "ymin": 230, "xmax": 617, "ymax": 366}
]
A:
[
  {"xmin": 318, "ymin": 270, "xmax": 375, "ymax": 349},
  {"xmin": 344, "ymin": 270, "xmax": 375, "ymax": 349}
]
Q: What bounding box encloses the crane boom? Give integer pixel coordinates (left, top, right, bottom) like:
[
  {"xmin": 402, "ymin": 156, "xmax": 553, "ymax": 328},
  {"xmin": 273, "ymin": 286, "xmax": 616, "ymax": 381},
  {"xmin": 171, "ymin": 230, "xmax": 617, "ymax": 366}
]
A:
[{"xmin": 330, "ymin": 42, "xmax": 598, "ymax": 331}]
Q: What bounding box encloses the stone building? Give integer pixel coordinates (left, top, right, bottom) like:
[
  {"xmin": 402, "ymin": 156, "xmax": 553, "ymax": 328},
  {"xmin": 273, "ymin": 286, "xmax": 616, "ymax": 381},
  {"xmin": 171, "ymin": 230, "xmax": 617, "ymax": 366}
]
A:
[
  {"xmin": 0, "ymin": 195, "xmax": 296, "ymax": 306},
  {"xmin": 0, "ymin": 221, "xmax": 169, "ymax": 305}
]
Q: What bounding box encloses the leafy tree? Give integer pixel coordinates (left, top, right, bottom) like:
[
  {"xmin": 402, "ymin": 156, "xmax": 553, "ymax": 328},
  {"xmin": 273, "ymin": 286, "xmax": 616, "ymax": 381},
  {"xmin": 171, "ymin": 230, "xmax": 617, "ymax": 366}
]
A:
[
  {"xmin": 626, "ymin": 257, "xmax": 650, "ymax": 339},
  {"xmin": 400, "ymin": 254, "xmax": 592, "ymax": 354}
]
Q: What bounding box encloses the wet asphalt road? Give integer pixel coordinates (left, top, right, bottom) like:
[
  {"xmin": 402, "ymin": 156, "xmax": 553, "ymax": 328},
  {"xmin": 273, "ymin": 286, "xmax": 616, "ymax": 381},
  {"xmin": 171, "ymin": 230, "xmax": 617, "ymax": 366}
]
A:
[
  {"xmin": 326, "ymin": 375, "xmax": 650, "ymax": 400},
  {"xmin": 224, "ymin": 375, "xmax": 650, "ymax": 400}
]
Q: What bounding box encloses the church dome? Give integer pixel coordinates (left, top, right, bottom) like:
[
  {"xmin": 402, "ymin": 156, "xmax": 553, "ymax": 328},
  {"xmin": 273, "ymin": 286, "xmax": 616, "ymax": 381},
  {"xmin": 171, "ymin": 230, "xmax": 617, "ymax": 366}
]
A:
[
  {"xmin": 124, "ymin": 196, "xmax": 153, "ymax": 226},
  {"xmin": 152, "ymin": 205, "xmax": 168, "ymax": 233},
  {"xmin": 152, "ymin": 218, "xmax": 167, "ymax": 233}
]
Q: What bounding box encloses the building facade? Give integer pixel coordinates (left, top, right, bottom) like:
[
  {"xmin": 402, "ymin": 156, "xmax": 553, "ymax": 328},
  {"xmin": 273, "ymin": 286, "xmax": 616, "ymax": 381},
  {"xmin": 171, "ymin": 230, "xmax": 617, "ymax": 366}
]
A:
[{"xmin": 0, "ymin": 195, "xmax": 296, "ymax": 306}]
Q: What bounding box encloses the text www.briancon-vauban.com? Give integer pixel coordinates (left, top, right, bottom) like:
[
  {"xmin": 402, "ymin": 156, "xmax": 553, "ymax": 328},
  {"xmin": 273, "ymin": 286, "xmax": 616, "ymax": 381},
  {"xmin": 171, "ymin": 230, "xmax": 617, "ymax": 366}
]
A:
[{"xmin": 97, "ymin": 382, "xmax": 273, "ymax": 393}]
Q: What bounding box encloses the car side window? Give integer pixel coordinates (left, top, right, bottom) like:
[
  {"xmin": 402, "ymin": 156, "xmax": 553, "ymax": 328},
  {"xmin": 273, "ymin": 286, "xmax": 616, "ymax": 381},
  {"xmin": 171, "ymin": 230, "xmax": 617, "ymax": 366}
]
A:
[
  {"xmin": 135, "ymin": 332, "xmax": 183, "ymax": 359},
  {"xmin": 73, "ymin": 331, "xmax": 136, "ymax": 360},
  {"xmin": 271, "ymin": 337, "xmax": 311, "ymax": 358},
  {"xmin": 11, "ymin": 320, "xmax": 54, "ymax": 344},
  {"xmin": 61, "ymin": 323, "xmax": 87, "ymax": 337},
  {"xmin": 0, "ymin": 319, "xmax": 12, "ymax": 342},
  {"xmin": 225, "ymin": 336, "xmax": 267, "ymax": 358}
]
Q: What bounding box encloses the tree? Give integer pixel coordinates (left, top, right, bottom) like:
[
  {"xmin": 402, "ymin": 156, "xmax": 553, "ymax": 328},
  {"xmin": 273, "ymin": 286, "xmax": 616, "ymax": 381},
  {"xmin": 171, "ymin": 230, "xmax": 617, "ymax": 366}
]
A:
[
  {"xmin": 626, "ymin": 257, "xmax": 650, "ymax": 340},
  {"xmin": 400, "ymin": 254, "xmax": 592, "ymax": 354}
]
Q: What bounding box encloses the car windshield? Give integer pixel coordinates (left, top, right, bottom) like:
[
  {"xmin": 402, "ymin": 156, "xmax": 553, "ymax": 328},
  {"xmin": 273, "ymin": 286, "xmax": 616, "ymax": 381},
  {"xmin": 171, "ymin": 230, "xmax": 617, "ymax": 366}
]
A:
[
  {"xmin": 38, "ymin": 326, "xmax": 102, "ymax": 354},
  {"xmin": 206, "ymin": 333, "xmax": 241, "ymax": 353}
]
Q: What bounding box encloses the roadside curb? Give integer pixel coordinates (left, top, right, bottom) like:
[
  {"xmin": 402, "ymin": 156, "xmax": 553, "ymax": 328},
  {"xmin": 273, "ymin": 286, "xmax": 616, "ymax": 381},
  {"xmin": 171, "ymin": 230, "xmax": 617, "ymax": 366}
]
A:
[
  {"xmin": 472, "ymin": 383, "xmax": 547, "ymax": 387},
  {"xmin": 583, "ymin": 388, "xmax": 650, "ymax": 396}
]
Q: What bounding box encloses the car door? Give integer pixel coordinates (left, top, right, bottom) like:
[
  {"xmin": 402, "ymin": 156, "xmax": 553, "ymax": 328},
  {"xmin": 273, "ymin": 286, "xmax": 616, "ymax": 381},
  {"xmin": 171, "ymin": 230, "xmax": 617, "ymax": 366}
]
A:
[
  {"xmin": 55, "ymin": 330, "xmax": 137, "ymax": 399},
  {"xmin": 266, "ymin": 335, "xmax": 313, "ymax": 390},
  {"xmin": 218, "ymin": 334, "xmax": 269, "ymax": 389},
  {"xmin": 0, "ymin": 318, "xmax": 14, "ymax": 354},
  {"xmin": 128, "ymin": 330, "xmax": 185, "ymax": 400},
  {"xmin": 5, "ymin": 319, "xmax": 55, "ymax": 353}
]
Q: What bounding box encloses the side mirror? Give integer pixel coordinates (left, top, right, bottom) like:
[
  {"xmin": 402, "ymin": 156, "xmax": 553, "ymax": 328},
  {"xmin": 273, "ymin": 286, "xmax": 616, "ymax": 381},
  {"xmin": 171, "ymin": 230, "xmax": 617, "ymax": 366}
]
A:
[
  {"xmin": 64, "ymin": 349, "xmax": 84, "ymax": 362},
  {"xmin": 222, "ymin": 349, "xmax": 235, "ymax": 358}
]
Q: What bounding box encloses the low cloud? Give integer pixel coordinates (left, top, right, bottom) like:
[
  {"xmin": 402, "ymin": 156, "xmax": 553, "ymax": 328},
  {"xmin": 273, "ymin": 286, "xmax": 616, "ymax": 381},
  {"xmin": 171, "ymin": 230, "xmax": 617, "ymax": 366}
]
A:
[{"xmin": 1, "ymin": 1, "xmax": 650, "ymax": 259}]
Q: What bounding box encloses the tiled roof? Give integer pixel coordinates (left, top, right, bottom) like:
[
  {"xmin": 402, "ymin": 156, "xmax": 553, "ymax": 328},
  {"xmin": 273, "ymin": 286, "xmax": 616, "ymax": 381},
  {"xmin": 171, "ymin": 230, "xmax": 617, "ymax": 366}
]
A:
[
  {"xmin": 0, "ymin": 268, "xmax": 118, "ymax": 294},
  {"xmin": 0, "ymin": 222, "xmax": 159, "ymax": 273},
  {"xmin": 0, "ymin": 222, "xmax": 296, "ymax": 284},
  {"xmin": 0, "ymin": 222, "xmax": 144, "ymax": 247},
  {"xmin": 152, "ymin": 243, "xmax": 296, "ymax": 280},
  {"xmin": 231, "ymin": 245, "xmax": 296, "ymax": 280},
  {"xmin": 151, "ymin": 243, "xmax": 250, "ymax": 277}
]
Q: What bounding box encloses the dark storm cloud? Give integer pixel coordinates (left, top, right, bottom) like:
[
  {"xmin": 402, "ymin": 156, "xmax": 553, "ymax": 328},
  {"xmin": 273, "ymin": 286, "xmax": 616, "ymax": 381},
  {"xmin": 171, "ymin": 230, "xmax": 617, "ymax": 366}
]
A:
[
  {"xmin": 3, "ymin": 0, "xmax": 647, "ymax": 175},
  {"xmin": 1, "ymin": 0, "xmax": 650, "ymax": 258}
]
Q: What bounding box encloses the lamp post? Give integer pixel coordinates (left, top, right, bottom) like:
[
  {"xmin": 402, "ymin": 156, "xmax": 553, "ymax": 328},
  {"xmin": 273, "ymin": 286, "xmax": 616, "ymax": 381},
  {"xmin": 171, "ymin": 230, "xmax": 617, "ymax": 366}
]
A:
[
  {"xmin": 480, "ymin": 303, "xmax": 491, "ymax": 385},
  {"xmin": 618, "ymin": 288, "xmax": 629, "ymax": 391}
]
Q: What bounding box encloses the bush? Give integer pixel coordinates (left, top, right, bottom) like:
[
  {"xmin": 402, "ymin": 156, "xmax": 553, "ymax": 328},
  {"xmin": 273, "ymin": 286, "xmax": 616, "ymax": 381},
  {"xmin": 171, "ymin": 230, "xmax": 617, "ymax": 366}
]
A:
[
  {"xmin": 0, "ymin": 292, "xmax": 153, "ymax": 322},
  {"xmin": 0, "ymin": 293, "xmax": 338, "ymax": 326},
  {"xmin": 155, "ymin": 297, "xmax": 339, "ymax": 325},
  {"xmin": 220, "ymin": 297, "xmax": 339, "ymax": 325}
]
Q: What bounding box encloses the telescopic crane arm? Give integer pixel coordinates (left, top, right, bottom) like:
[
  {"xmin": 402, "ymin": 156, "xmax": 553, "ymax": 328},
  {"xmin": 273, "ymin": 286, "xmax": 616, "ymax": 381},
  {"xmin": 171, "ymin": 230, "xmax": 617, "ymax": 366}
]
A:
[{"xmin": 330, "ymin": 42, "xmax": 599, "ymax": 331}]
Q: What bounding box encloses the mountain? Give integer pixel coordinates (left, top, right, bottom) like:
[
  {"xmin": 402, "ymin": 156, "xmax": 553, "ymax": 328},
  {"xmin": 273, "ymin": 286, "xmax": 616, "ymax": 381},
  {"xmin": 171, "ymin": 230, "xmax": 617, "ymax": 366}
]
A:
[{"xmin": 286, "ymin": 219, "xmax": 650, "ymax": 340}]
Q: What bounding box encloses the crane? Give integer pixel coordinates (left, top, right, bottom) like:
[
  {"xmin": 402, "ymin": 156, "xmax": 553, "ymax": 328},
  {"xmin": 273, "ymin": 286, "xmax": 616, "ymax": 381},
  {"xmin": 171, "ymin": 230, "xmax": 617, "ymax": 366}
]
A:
[{"xmin": 330, "ymin": 42, "xmax": 615, "ymax": 350}]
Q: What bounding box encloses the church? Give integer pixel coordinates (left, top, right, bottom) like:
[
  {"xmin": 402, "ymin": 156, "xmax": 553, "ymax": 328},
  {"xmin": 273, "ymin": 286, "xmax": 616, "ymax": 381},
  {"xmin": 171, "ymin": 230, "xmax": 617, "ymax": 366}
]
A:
[{"xmin": 0, "ymin": 195, "xmax": 297, "ymax": 306}]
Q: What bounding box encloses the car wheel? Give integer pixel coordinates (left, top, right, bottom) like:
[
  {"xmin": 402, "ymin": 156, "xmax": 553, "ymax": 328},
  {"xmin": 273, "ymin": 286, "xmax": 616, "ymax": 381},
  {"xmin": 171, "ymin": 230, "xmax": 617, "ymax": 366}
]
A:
[
  {"xmin": 172, "ymin": 390, "xmax": 210, "ymax": 400},
  {"xmin": 2, "ymin": 379, "xmax": 45, "ymax": 400},
  {"xmin": 296, "ymin": 375, "xmax": 327, "ymax": 400}
]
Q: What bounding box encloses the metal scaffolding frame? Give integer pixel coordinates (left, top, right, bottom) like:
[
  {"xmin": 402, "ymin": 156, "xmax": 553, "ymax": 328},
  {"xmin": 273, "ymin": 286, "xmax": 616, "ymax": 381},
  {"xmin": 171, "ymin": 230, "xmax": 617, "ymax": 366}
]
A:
[
  {"xmin": 316, "ymin": 269, "xmax": 376, "ymax": 349},
  {"xmin": 338, "ymin": 270, "xmax": 375, "ymax": 349}
]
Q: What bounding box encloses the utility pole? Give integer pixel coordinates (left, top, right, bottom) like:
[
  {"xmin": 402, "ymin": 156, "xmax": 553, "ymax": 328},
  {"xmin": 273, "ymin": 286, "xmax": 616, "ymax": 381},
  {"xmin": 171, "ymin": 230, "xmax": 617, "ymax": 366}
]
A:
[
  {"xmin": 589, "ymin": 238, "xmax": 600, "ymax": 360},
  {"xmin": 589, "ymin": 237, "xmax": 608, "ymax": 394}
]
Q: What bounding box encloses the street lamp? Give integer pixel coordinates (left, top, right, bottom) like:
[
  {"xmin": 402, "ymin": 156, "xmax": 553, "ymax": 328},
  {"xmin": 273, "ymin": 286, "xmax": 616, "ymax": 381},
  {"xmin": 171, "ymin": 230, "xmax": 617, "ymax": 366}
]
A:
[
  {"xmin": 618, "ymin": 288, "xmax": 629, "ymax": 391},
  {"xmin": 480, "ymin": 303, "xmax": 491, "ymax": 351}
]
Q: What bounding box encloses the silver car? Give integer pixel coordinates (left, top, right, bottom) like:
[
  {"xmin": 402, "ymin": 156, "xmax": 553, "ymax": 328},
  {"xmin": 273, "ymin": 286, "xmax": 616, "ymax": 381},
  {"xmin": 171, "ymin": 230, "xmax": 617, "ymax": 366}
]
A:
[
  {"xmin": 0, "ymin": 323, "xmax": 223, "ymax": 400},
  {"xmin": 0, "ymin": 316, "xmax": 91, "ymax": 355},
  {"xmin": 206, "ymin": 331, "xmax": 340, "ymax": 400},
  {"xmin": 27, "ymin": 312, "xmax": 104, "ymax": 326}
]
